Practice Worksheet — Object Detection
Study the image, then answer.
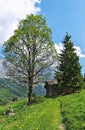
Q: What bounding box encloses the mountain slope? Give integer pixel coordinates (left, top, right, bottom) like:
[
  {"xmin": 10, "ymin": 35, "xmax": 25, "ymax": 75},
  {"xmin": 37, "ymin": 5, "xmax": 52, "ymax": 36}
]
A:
[
  {"xmin": 0, "ymin": 78, "xmax": 46, "ymax": 105},
  {"xmin": 0, "ymin": 78, "xmax": 27, "ymax": 105}
]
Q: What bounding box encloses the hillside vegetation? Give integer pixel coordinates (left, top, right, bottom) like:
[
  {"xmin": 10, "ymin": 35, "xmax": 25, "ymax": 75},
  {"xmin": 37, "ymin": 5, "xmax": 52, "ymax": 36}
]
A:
[
  {"xmin": 60, "ymin": 90, "xmax": 85, "ymax": 130},
  {"xmin": 0, "ymin": 78, "xmax": 45, "ymax": 105},
  {"xmin": 0, "ymin": 98, "xmax": 62, "ymax": 130},
  {"xmin": 1, "ymin": 90, "xmax": 85, "ymax": 130},
  {"xmin": 0, "ymin": 78, "xmax": 27, "ymax": 105}
]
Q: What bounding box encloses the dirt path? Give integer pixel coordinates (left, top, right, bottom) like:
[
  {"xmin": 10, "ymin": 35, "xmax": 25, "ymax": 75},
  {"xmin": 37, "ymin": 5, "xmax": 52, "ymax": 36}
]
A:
[{"xmin": 59, "ymin": 124, "xmax": 66, "ymax": 130}]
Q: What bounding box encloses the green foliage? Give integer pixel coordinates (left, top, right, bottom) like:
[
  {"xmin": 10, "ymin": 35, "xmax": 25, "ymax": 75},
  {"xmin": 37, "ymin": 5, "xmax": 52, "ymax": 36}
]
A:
[
  {"xmin": 60, "ymin": 90, "xmax": 85, "ymax": 130},
  {"xmin": 3, "ymin": 14, "xmax": 57, "ymax": 104},
  {"xmin": 0, "ymin": 98, "xmax": 62, "ymax": 130},
  {"xmin": 55, "ymin": 33, "xmax": 83, "ymax": 94},
  {"xmin": 12, "ymin": 97, "xmax": 18, "ymax": 102}
]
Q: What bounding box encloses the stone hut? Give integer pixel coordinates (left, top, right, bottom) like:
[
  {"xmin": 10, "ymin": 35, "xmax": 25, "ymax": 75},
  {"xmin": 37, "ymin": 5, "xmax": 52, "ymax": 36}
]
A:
[{"xmin": 44, "ymin": 80, "xmax": 59, "ymax": 97}]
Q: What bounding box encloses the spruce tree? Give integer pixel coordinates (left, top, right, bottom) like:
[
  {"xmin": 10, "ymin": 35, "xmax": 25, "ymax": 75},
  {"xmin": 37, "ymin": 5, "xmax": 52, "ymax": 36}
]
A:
[{"xmin": 55, "ymin": 33, "xmax": 83, "ymax": 95}]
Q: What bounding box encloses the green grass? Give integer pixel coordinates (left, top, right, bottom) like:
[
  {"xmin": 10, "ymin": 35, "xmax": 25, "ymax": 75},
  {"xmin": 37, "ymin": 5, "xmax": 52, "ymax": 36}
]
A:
[
  {"xmin": 0, "ymin": 97, "xmax": 62, "ymax": 130},
  {"xmin": 1, "ymin": 90, "xmax": 85, "ymax": 130},
  {"xmin": 60, "ymin": 90, "xmax": 85, "ymax": 130}
]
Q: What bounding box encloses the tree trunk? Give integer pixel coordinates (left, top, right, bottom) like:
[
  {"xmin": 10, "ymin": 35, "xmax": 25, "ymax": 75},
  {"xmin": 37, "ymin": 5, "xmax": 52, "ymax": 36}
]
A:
[
  {"xmin": 27, "ymin": 82, "xmax": 33, "ymax": 105},
  {"xmin": 27, "ymin": 45, "xmax": 35, "ymax": 105}
]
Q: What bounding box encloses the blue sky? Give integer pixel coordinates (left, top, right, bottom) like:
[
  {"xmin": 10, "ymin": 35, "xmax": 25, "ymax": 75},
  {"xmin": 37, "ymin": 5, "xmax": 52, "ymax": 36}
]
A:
[
  {"xmin": 40, "ymin": 0, "xmax": 85, "ymax": 74},
  {"xmin": 0, "ymin": 45, "xmax": 3, "ymax": 58},
  {"xmin": 0, "ymin": 0, "xmax": 85, "ymax": 74},
  {"xmin": 40, "ymin": 0, "xmax": 85, "ymax": 46}
]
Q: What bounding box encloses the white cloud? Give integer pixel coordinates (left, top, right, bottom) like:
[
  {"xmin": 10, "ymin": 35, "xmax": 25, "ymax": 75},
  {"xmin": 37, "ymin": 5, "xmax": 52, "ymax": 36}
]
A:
[
  {"xmin": 0, "ymin": 0, "xmax": 41, "ymax": 44},
  {"xmin": 55, "ymin": 43, "xmax": 85, "ymax": 58},
  {"xmin": 55, "ymin": 43, "xmax": 63, "ymax": 54},
  {"xmin": 74, "ymin": 46, "xmax": 85, "ymax": 58}
]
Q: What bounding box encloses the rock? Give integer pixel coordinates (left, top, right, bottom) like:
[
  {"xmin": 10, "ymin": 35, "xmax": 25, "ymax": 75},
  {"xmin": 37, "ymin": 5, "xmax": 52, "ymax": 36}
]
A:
[
  {"xmin": 3, "ymin": 106, "xmax": 15, "ymax": 116},
  {"xmin": 8, "ymin": 112, "xmax": 15, "ymax": 116},
  {"xmin": 7, "ymin": 106, "xmax": 14, "ymax": 113}
]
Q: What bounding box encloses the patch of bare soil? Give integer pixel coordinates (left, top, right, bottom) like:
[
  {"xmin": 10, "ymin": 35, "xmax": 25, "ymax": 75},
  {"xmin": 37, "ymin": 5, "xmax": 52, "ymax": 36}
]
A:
[{"xmin": 59, "ymin": 124, "xmax": 65, "ymax": 130}]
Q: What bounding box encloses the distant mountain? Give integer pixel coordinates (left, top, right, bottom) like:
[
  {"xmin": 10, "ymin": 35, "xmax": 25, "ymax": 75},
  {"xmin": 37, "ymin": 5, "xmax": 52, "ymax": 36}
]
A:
[
  {"xmin": 0, "ymin": 78, "xmax": 46, "ymax": 105},
  {"xmin": 0, "ymin": 78, "xmax": 27, "ymax": 105}
]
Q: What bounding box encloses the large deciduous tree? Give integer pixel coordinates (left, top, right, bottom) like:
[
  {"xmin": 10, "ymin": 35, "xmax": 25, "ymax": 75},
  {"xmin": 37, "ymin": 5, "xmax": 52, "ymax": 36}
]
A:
[
  {"xmin": 55, "ymin": 33, "xmax": 83, "ymax": 95},
  {"xmin": 3, "ymin": 14, "xmax": 57, "ymax": 104}
]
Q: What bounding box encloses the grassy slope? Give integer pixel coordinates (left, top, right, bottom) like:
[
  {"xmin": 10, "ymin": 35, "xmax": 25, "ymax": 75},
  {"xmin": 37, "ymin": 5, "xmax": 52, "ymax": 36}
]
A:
[
  {"xmin": 60, "ymin": 90, "xmax": 85, "ymax": 130},
  {"xmin": 0, "ymin": 98, "xmax": 62, "ymax": 130},
  {"xmin": 1, "ymin": 90, "xmax": 85, "ymax": 130}
]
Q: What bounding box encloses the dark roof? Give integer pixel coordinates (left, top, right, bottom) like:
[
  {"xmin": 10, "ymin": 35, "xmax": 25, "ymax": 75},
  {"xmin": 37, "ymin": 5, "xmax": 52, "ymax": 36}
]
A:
[{"xmin": 45, "ymin": 80, "xmax": 58, "ymax": 88}]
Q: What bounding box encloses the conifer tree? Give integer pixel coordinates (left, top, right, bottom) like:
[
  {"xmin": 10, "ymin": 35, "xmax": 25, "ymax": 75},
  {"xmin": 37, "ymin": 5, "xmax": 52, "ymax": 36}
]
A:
[{"xmin": 55, "ymin": 33, "xmax": 83, "ymax": 94}]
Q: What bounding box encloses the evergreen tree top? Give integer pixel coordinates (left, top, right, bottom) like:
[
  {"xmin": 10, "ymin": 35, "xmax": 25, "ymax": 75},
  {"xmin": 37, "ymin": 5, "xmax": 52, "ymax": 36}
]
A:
[{"xmin": 62, "ymin": 33, "xmax": 71, "ymax": 44}]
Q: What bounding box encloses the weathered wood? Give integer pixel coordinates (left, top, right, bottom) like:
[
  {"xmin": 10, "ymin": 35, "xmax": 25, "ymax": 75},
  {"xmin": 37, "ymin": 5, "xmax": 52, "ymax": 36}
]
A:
[{"xmin": 44, "ymin": 80, "xmax": 59, "ymax": 97}]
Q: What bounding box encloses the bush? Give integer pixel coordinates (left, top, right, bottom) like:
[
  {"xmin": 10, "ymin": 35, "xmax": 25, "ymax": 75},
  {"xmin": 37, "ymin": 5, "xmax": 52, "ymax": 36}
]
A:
[{"xmin": 12, "ymin": 97, "xmax": 18, "ymax": 102}]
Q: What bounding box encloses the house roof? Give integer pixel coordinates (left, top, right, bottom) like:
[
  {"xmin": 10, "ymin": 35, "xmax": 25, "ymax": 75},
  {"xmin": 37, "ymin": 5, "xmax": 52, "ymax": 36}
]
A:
[{"xmin": 45, "ymin": 80, "xmax": 58, "ymax": 87}]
